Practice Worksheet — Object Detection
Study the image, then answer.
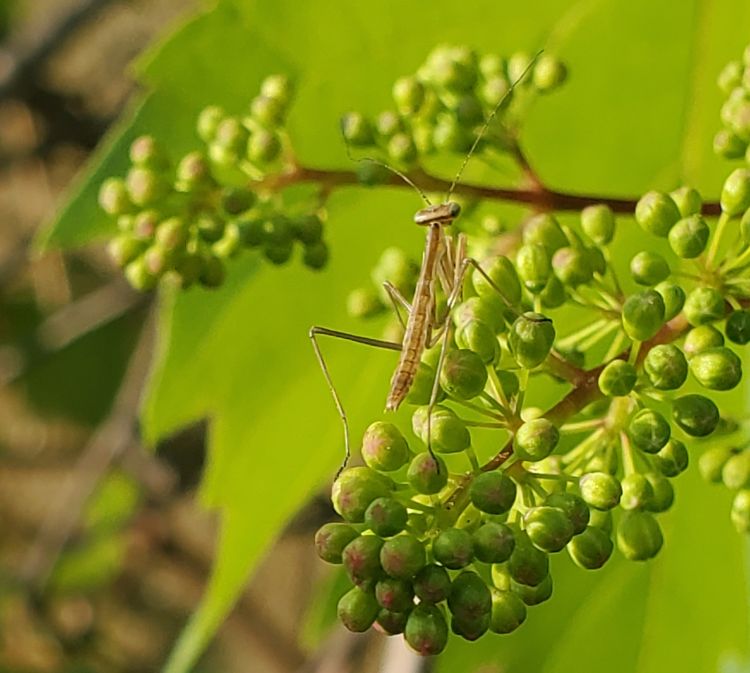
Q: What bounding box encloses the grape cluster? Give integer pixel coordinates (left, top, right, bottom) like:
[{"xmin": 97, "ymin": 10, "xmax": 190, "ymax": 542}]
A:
[
  {"xmin": 98, "ymin": 75, "xmax": 329, "ymax": 290},
  {"xmin": 341, "ymin": 45, "xmax": 566, "ymax": 174},
  {"xmin": 315, "ymin": 49, "xmax": 750, "ymax": 654},
  {"xmin": 715, "ymin": 45, "xmax": 750, "ymax": 160}
]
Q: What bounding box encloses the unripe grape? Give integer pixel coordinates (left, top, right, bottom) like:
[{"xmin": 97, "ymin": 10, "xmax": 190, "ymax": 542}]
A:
[
  {"xmin": 126, "ymin": 167, "xmax": 169, "ymax": 207},
  {"xmin": 508, "ymin": 51, "xmax": 533, "ymax": 84},
  {"xmin": 407, "ymin": 452, "xmax": 448, "ymax": 494},
  {"xmin": 581, "ymin": 204, "xmax": 616, "ymax": 245},
  {"xmin": 124, "ymin": 257, "xmax": 157, "ymax": 291},
  {"xmin": 726, "ymin": 310, "xmax": 750, "ymax": 345},
  {"xmin": 545, "ymin": 493, "xmax": 590, "ymax": 535},
  {"xmin": 387, "ymin": 133, "xmax": 418, "ymax": 164},
  {"xmin": 456, "ymin": 320, "xmax": 498, "ymax": 363},
  {"xmin": 628, "ymin": 408, "xmax": 671, "ymax": 454},
  {"xmin": 264, "ymin": 240, "xmax": 294, "ymax": 265},
  {"xmin": 448, "ymin": 571, "xmax": 492, "ymax": 622},
  {"xmin": 404, "ymin": 604, "xmax": 448, "ymax": 656},
  {"xmin": 714, "ymin": 128, "xmax": 747, "ymax": 159},
  {"xmin": 617, "ymin": 511, "xmax": 663, "ymax": 561},
  {"xmin": 472, "ymin": 255, "xmax": 522, "ymax": 305},
  {"xmin": 672, "ymin": 394, "xmax": 720, "ymax": 437},
  {"xmin": 250, "ymin": 94, "xmax": 287, "ymax": 129},
  {"xmin": 433, "ymin": 528, "xmax": 474, "ymax": 569},
  {"xmin": 365, "ymin": 497, "xmax": 407, "ymax": 537},
  {"xmin": 405, "ymin": 362, "xmax": 446, "ymax": 406},
  {"xmin": 371, "ymin": 110, "xmax": 402, "ymax": 141},
  {"xmin": 176, "ymin": 151, "xmax": 213, "ymax": 192},
  {"xmin": 247, "ymin": 128, "xmax": 282, "ymax": 164},
  {"xmin": 129, "ymin": 134, "xmax": 168, "ymax": 170},
  {"xmin": 260, "ymin": 74, "xmax": 292, "ymax": 106},
  {"xmin": 451, "ymin": 612, "xmax": 489, "ymax": 641},
  {"xmin": 630, "ymin": 251, "xmax": 669, "ymax": 286},
  {"xmin": 622, "ymin": 290, "xmax": 665, "ymax": 341},
  {"xmin": 722, "ymin": 451, "xmax": 750, "ymax": 490},
  {"xmin": 412, "ymin": 406, "xmax": 470, "ymax": 454},
  {"xmin": 567, "ymin": 526, "xmax": 613, "ymax": 570},
  {"xmin": 143, "ymin": 244, "xmax": 172, "ymax": 276},
  {"xmin": 654, "ymin": 438, "xmax": 689, "ymax": 477},
  {"xmin": 644, "ymin": 472, "xmax": 675, "ymax": 512},
  {"xmin": 315, "ymin": 523, "xmax": 359, "ymax": 563},
  {"xmin": 392, "ymin": 76, "xmax": 425, "ymax": 116},
  {"xmin": 342, "ymin": 535, "xmax": 384, "ymax": 586},
  {"xmin": 196, "ymin": 214, "xmax": 225, "ymax": 243},
  {"xmin": 670, "ymin": 186, "xmax": 703, "ymax": 217},
  {"xmin": 719, "ymin": 60, "xmax": 744, "ymax": 93},
  {"xmin": 508, "ymin": 531, "xmax": 549, "ymax": 586},
  {"xmin": 655, "ymin": 281, "xmax": 686, "ymax": 321},
  {"xmin": 667, "ymin": 214, "xmax": 709, "ymax": 259},
  {"xmin": 514, "ymin": 418, "xmax": 559, "ymax": 461},
  {"xmin": 375, "ymin": 577, "xmax": 414, "ymax": 612},
  {"xmin": 473, "ymin": 522, "xmax": 515, "ymax": 563},
  {"xmin": 432, "ymin": 114, "xmax": 473, "ymax": 152},
  {"xmin": 479, "ymin": 52, "xmax": 505, "ymax": 78},
  {"xmin": 540, "ymin": 275, "xmax": 566, "ymax": 309},
  {"xmin": 341, "ymin": 112, "xmax": 375, "ymax": 146},
  {"xmin": 553, "ymin": 246, "xmax": 594, "ymax": 287},
  {"xmin": 699, "ymin": 446, "xmax": 734, "ymax": 483},
  {"xmin": 721, "ymin": 168, "xmax": 750, "ymax": 216},
  {"xmin": 214, "ymin": 117, "xmax": 249, "ymax": 153},
  {"xmin": 428, "ymin": 45, "xmax": 478, "ymax": 91},
  {"xmin": 197, "ymin": 105, "xmax": 225, "ymax": 142},
  {"xmin": 684, "ymin": 286, "xmax": 725, "ymax": 326},
  {"xmin": 589, "ymin": 508, "xmax": 613, "ymax": 533},
  {"xmin": 303, "ymin": 241, "xmax": 330, "ymax": 270},
  {"xmin": 470, "ymin": 471, "xmax": 516, "ymax": 514},
  {"xmin": 376, "ymin": 608, "xmax": 410, "ymax": 635},
  {"xmin": 620, "ymin": 473, "xmax": 654, "ymax": 510},
  {"xmin": 731, "ymin": 490, "xmax": 750, "ymax": 533},
  {"xmin": 454, "ymin": 94, "xmax": 484, "ymax": 126},
  {"xmin": 337, "ymin": 587, "xmax": 380, "ymax": 632},
  {"xmin": 598, "ymin": 359, "xmax": 637, "ymax": 397},
  {"xmin": 489, "ymin": 589, "xmax": 526, "ymax": 634},
  {"xmin": 361, "ymin": 422, "xmax": 410, "ymax": 472},
  {"xmin": 412, "ymin": 121, "xmax": 434, "ymax": 154},
  {"xmin": 635, "ymin": 191, "xmax": 680, "ymax": 236},
  {"xmin": 453, "ymin": 296, "xmax": 505, "ymax": 333},
  {"xmin": 414, "ymin": 564, "xmax": 452, "ymax": 603},
  {"xmin": 380, "ymin": 534, "xmax": 425, "ymax": 579},
  {"xmin": 108, "ymin": 235, "xmax": 144, "ymax": 268},
  {"xmin": 99, "ymin": 177, "xmax": 132, "ymax": 215},
  {"xmin": 439, "ymin": 348, "xmax": 487, "ymax": 399},
  {"xmin": 523, "ymin": 213, "xmax": 568, "ymax": 255},
  {"xmin": 523, "ymin": 506, "xmax": 574, "ymax": 553},
  {"xmin": 480, "ymin": 76, "xmax": 511, "ymax": 107},
  {"xmin": 516, "ymin": 244, "xmax": 551, "ymax": 293},
  {"xmin": 533, "ymin": 54, "xmax": 567, "ymax": 92},
  {"xmin": 512, "ymin": 574, "xmax": 553, "ymax": 606},
  {"xmin": 643, "ymin": 344, "xmax": 688, "ymax": 390},
  {"xmin": 684, "ymin": 324, "xmax": 725, "ymax": 356},
  {"xmin": 332, "ymin": 466, "xmax": 392, "ymax": 522},
  {"xmin": 579, "ymin": 472, "xmax": 621, "ymax": 510},
  {"xmin": 689, "ymin": 346, "xmax": 742, "ymax": 390},
  {"xmin": 508, "ymin": 312, "xmax": 555, "ymax": 368}
]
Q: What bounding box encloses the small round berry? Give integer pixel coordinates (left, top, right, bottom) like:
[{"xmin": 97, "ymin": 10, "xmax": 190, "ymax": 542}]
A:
[
  {"xmin": 670, "ymin": 186, "xmax": 703, "ymax": 217},
  {"xmin": 508, "ymin": 531, "xmax": 549, "ymax": 586},
  {"xmin": 108, "ymin": 235, "xmax": 144, "ymax": 268},
  {"xmin": 392, "ymin": 76, "xmax": 425, "ymax": 115},
  {"xmin": 643, "ymin": 344, "xmax": 688, "ymax": 390},
  {"xmin": 361, "ymin": 421, "xmax": 410, "ymax": 472},
  {"xmin": 655, "ymin": 281, "xmax": 686, "ymax": 321},
  {"xmin": 480, "ymin": 76, "xmax": 511, "ymax": 107},
  {"xmin": 684, "ymin": 286, "xmax": 725, "ymax": 326},
  {"xmin": 375, "ymin": 577, "xmax": 414, "ymax": 612},
  {"xmin": 428, "ymin": 45, "xmax": 478, "ymax": 91},
  {"xmin": 412, "ymin": 406, "xmax": 470, "ymax": 454},
  {"xmin": 260, "ymin": 74, "xmax": 292, "ymax": 106},
  {"xmin": 356, "ymin": 160, "xmax": 392, "ymax": 186},
  {"xmin": 448, "ymin": 571, "xmax": 492, "ymax": 622},
  {"xmin": 432, "ymin": 114, "xmax": 473, "ymax": 152},
  {"xmin": 523, "ymin": 506, "xmax": 574, "ymax": 553},
  {"xmin": 264, "ymin": 240, "xmax": 294, "ymax": 266},
  {"xmin": 470, "ymin": 471, "xmax": 517, "ymax": 514},
  {"xmin": 456, "ymin": 319, "xmax": 498, "ymax": 363},
  {"xmin": 197, "ymin": 105, "xmax": 225, "ymax": 142},
  {"xmin": 523, "ymin": 213, "xmax": 568, "ymax": 255},
  {"xmin": 337, "ymin": 587, "xmax": 379, "ymax": 632},
  {"xmin": 472, "ymin": 522, "xmax": 515, "ymax": 563},
  {"xmin": 684, "ymin": 324, "xmax": 725, "ymax": 356},
  {"xmin": 221, "ymin": 186, "xmax": 256, "ymax": 216},
  {"xmin": 341, "ymin": 112, "xmax": 374, "ymax": 146},
  {"xmin": 719, "ymin": 60, "xmax": 744, "ymax": 93},
  {"xmin": 508, "ymin": 51, "xmax": 534, "ymax": 84},
  {"xmin": 214, "ymin": 117, "xmax": 249, "ymax": 153},
  {"xmin": 453, "ymin": 296, "xmax": 505, "ymax": 333},
  {"xmin": 516, "ymin": 243, "xmax": 551, "ymax": 293},
  {"xmin": 439, "ymin": 348, "xmax": 487, "ymax": 399},
  {"xmin": 375, "ymin": 608, "xmax": 410, "ymax": 635},
  {"xmin": 672, "ymin": 394, "xmax": 720, "ymax": 437},
  {"xmin": 332, "ymin": 466, "xmax": 393, "ymax": 522},
  {"xmin": 731, "ymin": 490, "xmax": 750, "ymax": 532},
  {"xmin": 512, "ymin": 574, "xmax": 553, "ymax": 606},
  {"xmin": 616, "ymin": 511, "xmax": 663, "ymax": 561},
  {"xmin": 407, "ymin": 452, "xmax": 448, "ymax": 494},
  {"xmin": 404, "ymin": 604, "xmax": 448, "ymax": 656},
  {"xmin": 654, "ymin": 438, "xmax": 689, "ymax": 477},
  {"xmin": 553, "ymin": 246, "xmax": 594, "ymax": 287},
  {"xmin": 630, "ymin": 251, "xmax": 670, "ymax": 286},
  {"xmin": 433, "ymin": 528, "xmax": 474, "ymax": 569},
  {"xmin": 247, "ymin": 128, "xmax": 282, "ymax": 164},
  {"xmin": 598, "ymin": 360, "xmax": 637, "ymax": 397},
  {"xmin": 628, "ymin": 408, "xmax": 671, "ymax": 454},
  {"xmin": 620, "ymin": 473, "xmax": 654, "ymax": 510},
  {"xmin": 489, "ymin": 589, "xmax": 526, "ymax": 634},
  {"xmin": 380, "ymin": 534, "xmax": 425, "ymax": 579},
  {"xmin": 451, "ymin": 612, "xmax": 489, "ymax": 642},
  {"xmin": 99, "ymin": 177, "xmax": 131, "ymax": 215},
  {"xmin": 714, "ymin": 128, "xmax": 747, "ymax": 158},
  {"xmin": 581, "ymin": 204, "xmax": 616, "ymax": 245},
  {"xmin": 387, "ymin": 133, "xmax": 418, "ymax": 165},
  {"xmin": 726, "ymin": 309, "xmax": 750, "ymax": 345},
  {"xmin": 249, "ymin": 94, "xmax": 286, "ymax": 128},
  {"xmin": 699, "ymin": 446, "xmax": 733, "ymax": 483},
  {"xmin": 126, "ymin": 167, "xmax": 169, "ymax": 207},
  {"xmin": 315, "ymin": 523, "xmax": 359, "ymax": 563},
  {"xmin": 668, "ymin": 215, "xmax": 709, "ymax": 258},
  {"xmin": 544, "ymin": 492, "xmax": 590, "ymax": 535},
  {"xmin": 365, "ymin": 497, "xmax": 407, "ymax": 537},
  {"xmin": 303, "ymin": 241, "xmax": 330, "ymax": 270},
  {"xmin": 689, "ymin": 346, "xmax": 742, "ymax": 390},
  {"xmin": 472, "ymin": 255, "xmax": 522, "ymax": 306},
  {"xmin": 540, "ymin": 275, "xmax": 566, "ymax": 309},
  {"xmin": 514, "ymin": 418, "xmax": 560, "ymax": 462},
  {"xmin": 722, "ymin": 451, "xmax": 750, "ymax": 490},
  {"xmin": 342, "ymin": 535, "xmax": 384, "ymax": 586},
  {"xmin": 643, "ymin": 472, "xmax": 675, "ymax": 513},
  {"xmin": 635, "ymin": 191, "xmax": 681, "ymax": 236},
  {"xmin": 622, "ymin": 290, "xmax": 665, "ymax": 341},
  {"xmin": 124, "ymin": 257, "xmax": 157, "ymax": 291},
  {"xmin": 129, "ymin": 135, "xmax": 168, "ymax": 170},
  {"xmin": 414, "ymin": 563, "xmax": 452, "ymax": 603},
  {"xmin": 533, "ymin": 54, "xmax": 567, "ymax": 92},
  {"xmin": 508, "ymin": 312, "xmax": 555, "ymax": 368},
  {"xmin": 721, "ymin": 168, "xmax": 750, "ymax": 215},
  {"xmin": 579, "ymin": 472, "xmax": 622, "ymax": 510}
]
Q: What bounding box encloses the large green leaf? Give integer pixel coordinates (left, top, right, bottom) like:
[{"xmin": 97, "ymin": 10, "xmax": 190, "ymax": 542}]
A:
[{"xmin": 40, "ymin": 0, "xmax": 750, "ymax": 671}]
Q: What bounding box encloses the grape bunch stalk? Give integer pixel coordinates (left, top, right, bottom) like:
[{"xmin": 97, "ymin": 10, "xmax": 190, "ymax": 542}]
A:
[{"xmin": 313, "ymin": 45, "xmax": 750, "ymax": 655}]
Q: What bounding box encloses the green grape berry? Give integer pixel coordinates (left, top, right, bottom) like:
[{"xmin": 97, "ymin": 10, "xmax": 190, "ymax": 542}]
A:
[
  {"xmin": 489, "ymin": 589, "xmax": 527, "ymax": 634},
  {"xmin": 404, "ymin": 604, "xmax": 448, "ymax": 656},
  {"xmin": 361, "ymin": 421, "xmax": 410, "ymax": 472},
  {"xmin": 721, "ymin": 168, "xmax": 750, "ymax": 215},
  {"xmin": 699, "ymin": 446, "xmax": 733, "ymax": 483},
  {"xmin": 472, "ymin": 255, "xmax": 522, "ymax": 306},
  {"xmin": 532, "ymin": 54, "xmax": 567, "ymax": 92},
  {"xmin": 99, "ymin": 177, "xmax": 131, "ymax": 215},
  {"xmin": 684, "ymin": 287, "xmax": 725, "ymax": 326},
  {"xmin": 448, "ymin": 571, "xmax": 492, "ymax": 622},
  {"xmin": 341, "ymin": 112, "xmax": 375, "ymax": 146},
  {"xmin": 655, "ymin": 282, "xmax": 686, "ymax": 321},
  {"xmin": 433, "ymin": 528, "xmax": 474, "ymax": 569},
  {"xmin": 380, "ymin": 534, "xmax": 425, "ymax": 579},
  {"xmin": 342, "ymin": 535, "xmax": 384, "ymax": 586},
  {"xmin": 332, "ymin": 466, "xmax": 392, "ymax": 522},
  {"xmin": 731, "ymin": 490, "xmax": 750, "ymax": 532},
  {"xmin": 581, "ymin": 204, "xmax": 616, "ymax": 245},
  {"xmin": 654, "ymin": 438, "xmax": 689, "ymax": 477},
  {"xmin": 714, "ymin": 128, "xmax": 747, "ymax": 158},
  {"xmin": 579, "ymin": 472, "xmax": 622, "ymax": 510},
  {"xmin": 439, "ymin": 348, "xmax": 488, "ymax": 399},
  {"xmin": 375, "ymin": 577, "xmax": 414, "ymax": 612},
  {"xmin": 512, "ymin": 574, "xmax": 553, "ymax": 606},
  {"xmin": 553, "ymin": 246, "xmax": 594, "ymax": 287},
  {"xmin": 689, "ymin": 346, "xmax": 742, "ymax": 390},
  {"xmin": 726, "ymin": 310, "xmax": 750, "ymax": 345},
  {"xmin": 472, "ymin": 522, "xmax": 516, "ymax": 563},
  {"xmin": 635, "ymin": 191, "xmax": 681, "ymax": 236},
  {"xmin": 414, "ymin": 564, "xmax": 452, "ymax": 603},
  {"xmin": 338, "ymin": 587, "xmax": 380, "ymax": 632},
  {"xmin": 644, "ymin": 471, "xmax": 675, "ymax": 512},
  {"xmin": 247, "ymin": 128, "xmax": 282, "ymax": 164},
  {"xmin": 630, "ymin": 251, "xmax": 670, "ymax": 286},
  {"xmin": 684, "ymin": 324, "xmax": 725, "ymax": 356},
  {"xmin": 365, "ymin": 497, "xmax": 408, "ymax": 537},
  {"xmin": 544, "ymin": 492, "xmax": 590, "ymax": 534},
  {"xmin": 412, "ymin": 406, "xmax": 470, "ymax": 454},
  {"xmin": 303, "ymin": 241, "xmax": 330, "ymax": 270},
  {"xmin": 456, "ymin": 320, "xmax": 498, "ymax": 363},
  {"xmin": 516, "ymin": 244, "xmax": 551, "ymax": 293},
  {"xmin": 722, "ymin": 451, "xmax": 750, "ymax": 490},
  {"xmin": 197, "ymin": 105, "xmax": 226, "ymax": 142},
  {"xmin": 470, "ymin": 471, "xmax": 517, "ymax": 514},
  {"xmin": 616, "ymin": 511, "xmax": 663, "ymax": 561},
  {"xmin": 108, "ymin": 235, "xmax": 144, "ymax": 268},
  {"xmin": 126, "ymin": 167, "xmax": 169, "ymax": 207},
  {"xmin": 514, "ymin": 418, "xmax": 560, "ymax": 462},
  {"xmin": 628, "ymin": 408, "xmax": 671, "ymax": 454},
  {"xmin": 620, "ymin": 473, "xmax": 654, "ymax": 510},
  {"xmin": 566, "ymin": 526, "xmax": 613, "ymax": 570},
  {"xmin": 672, "ymin": 394, "xmax": 720, "ymax": 437},
  {"xmin": 376, "ymin": 608, "xmax": 410, "ymax": 635},
  {"xmin": 643, "ymin": 344, "xmax": 688, "ymax": 390},
  {"xmin": 250, "ymin": 94, "xmax": 286, "ymax": 127},
  {"xmin": 315, "ymin": 522, "xmax": 359, "ymax": 563},
  {"xmin": 407, "ymin": 452, "xmax": 448, "ymax": 494},
  {"xmin": 670, "ymin": 186, "xmax": 703, "ymax": 217},
  {"xmin": 523, "ymin": 214, "xmax": 568, "ymax": 255},
  {"xmin": 622, "ymin": 290, "xmax": 665, "ymax": 341},
  {"xmin": 598, "ymin": 360, "xmax": 637, "ymax": 397},
  {"xmin": 523, "ymin": 506, "xmax": 575, "ymax": 553},
  {"xmin": 508, "ymin": 531, "xmax": 549, "ymax": 586},
  {"xmin": 508, "ymin": 312, "xmax": 555, "ymax": 368},
  {"xmin": 668, "ymin": 215, "xmax": 709, "ymax": 258}
]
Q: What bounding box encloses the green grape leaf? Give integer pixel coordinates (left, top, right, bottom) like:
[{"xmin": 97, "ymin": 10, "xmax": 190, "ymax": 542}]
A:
[{"xmin": 39, "ymin": 0, "xmax": 750, "ymax": 671}]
